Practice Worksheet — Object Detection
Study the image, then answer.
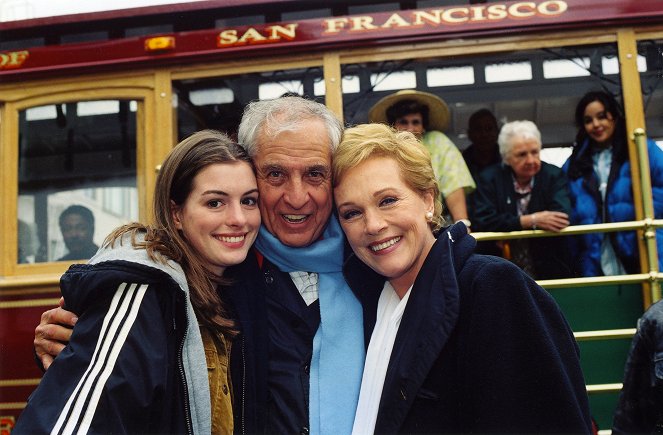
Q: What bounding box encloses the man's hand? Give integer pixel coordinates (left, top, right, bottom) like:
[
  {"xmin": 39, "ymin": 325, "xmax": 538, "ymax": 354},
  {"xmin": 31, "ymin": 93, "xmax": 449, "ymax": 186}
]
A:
[{"xmin": 34, "ymin": 297, "xmax": 77, "ymax": 370}]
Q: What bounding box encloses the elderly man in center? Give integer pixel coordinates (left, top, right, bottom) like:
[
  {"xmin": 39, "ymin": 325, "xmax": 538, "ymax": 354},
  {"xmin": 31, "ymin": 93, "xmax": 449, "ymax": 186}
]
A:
[
  {"xmin": 33, "ymin": 96, "xmax": 364, "ymax": 435},
  {"xmin": 472, "ymin": 120, "xmax": 572, "ymax": 280}
]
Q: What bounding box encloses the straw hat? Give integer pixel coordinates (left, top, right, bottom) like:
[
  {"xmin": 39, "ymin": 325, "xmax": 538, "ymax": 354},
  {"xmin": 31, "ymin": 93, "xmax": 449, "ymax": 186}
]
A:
[{"xmin": 368, "ymin": 89, "xmax": 450, "ymax": 131}]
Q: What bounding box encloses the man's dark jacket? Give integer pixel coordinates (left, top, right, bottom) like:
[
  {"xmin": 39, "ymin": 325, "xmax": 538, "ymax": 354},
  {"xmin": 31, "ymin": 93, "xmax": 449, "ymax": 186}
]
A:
[
  {"xmin": 227, "ymin": 251, "xmax": 322, "ymax": 435},
  {"xmin": 343, "ymin": 223, "xmax": 593, "ymax": 433}
]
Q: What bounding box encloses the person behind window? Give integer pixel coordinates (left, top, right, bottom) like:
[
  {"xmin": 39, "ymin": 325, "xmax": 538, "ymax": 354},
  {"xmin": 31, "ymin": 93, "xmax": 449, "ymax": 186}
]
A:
[
  {"xmin": 463, "ymin": 108, "xmax": 502, "ymax": 179},
  {"xmin": 463, "ymin": 108, "xmax": 503, "ymax": 256},
  {"xmin": 333, "ymin": 123, "xmax": 592, "ymax": 433},
  {"xmin": 57, "ymin": 205, "xmax": 99, "ymax": 261},
  {"xmin": 563, "ymin": 90, "xmax": 663, "ymax": 276},
  {"xmin": 14, "ymin": 130, "xmax": 260, "ymax": 434},
  {"xmin": 472, "ymin": 120, "xmax": 572, "ymax": 279},
  {"xmin": 18, "ymin": 219, "xmax": 38, "ymax": 263},
  {"xmin": 369, "ymin": 90, "xmax": 475, "ymax": 231}
]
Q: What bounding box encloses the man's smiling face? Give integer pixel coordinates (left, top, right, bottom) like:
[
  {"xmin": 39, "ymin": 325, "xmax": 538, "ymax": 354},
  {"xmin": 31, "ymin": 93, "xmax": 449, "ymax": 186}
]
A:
[{"xmin": 253, "ymin": 117, "xmax": 333, "ymax": 247}]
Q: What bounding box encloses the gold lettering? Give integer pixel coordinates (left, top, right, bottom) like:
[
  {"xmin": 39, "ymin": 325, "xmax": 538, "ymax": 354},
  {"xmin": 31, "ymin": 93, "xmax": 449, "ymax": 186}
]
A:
[
  {"xmin": 237, "ymin": 28, "xmax": 267, "ymax": 44},
  {"xmin": 8, "ymin": 50, "xmax": 28, "ymax": 67},
  {"xmin": 441, "ymin": 7, "xmax": 469, "ymax": 24},
  {"xmin": 323, "ymin": 17, "xmax": 349, "ymax": 34},
  {"xmin": 486, "ymin": 4, "xmax": 508, "ymax": 19},
  {"xmin": 0, "ymin": 50, "xmax": 28, "ymax": 69},
  {"xmin": 469, "ymin": 6, "xmax": 488, "ymax": 21},
  {"xmin": 412, "ymin": 10, "xmax": 443, "ymax": 26},
  {"xmin": 350, "ymin": 16, "xmax": 378, "ymax": 31},
  {"xmin": 538, "ymin": 1, "xmax": 568, "ymax": 15},
  {"xmin": 509, "ymin": 2, "xmax": 536, "ymax": 18},
  {"xmin": 218, "ymin": 29, "xmax": 238, "ymax": 45},
  {"xmin": 268, "ymin": 24, "xmax": 298, "ymax": 40},
  {"xmin": 381, "ymin": 13, "xmax": 411, "ymax": 28}
]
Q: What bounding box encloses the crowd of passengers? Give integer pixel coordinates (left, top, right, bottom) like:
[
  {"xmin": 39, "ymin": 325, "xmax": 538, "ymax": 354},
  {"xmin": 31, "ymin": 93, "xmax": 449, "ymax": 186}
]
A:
[{"xmin": 374, "ymin": 89, "xmax": 663, "ymax": 281}]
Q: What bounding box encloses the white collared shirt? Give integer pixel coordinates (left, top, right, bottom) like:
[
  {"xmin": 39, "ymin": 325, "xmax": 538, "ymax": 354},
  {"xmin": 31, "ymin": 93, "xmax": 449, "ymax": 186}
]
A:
[{"xmin": 352, "ymin": 281, "xmax": 412, "ymax": 435}]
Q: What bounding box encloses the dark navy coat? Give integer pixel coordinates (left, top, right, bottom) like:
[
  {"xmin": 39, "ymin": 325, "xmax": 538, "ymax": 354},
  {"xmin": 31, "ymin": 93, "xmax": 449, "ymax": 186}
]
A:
[{"xmin": 343, "ymin": 223, "xmax": 593, "ymax": 433}]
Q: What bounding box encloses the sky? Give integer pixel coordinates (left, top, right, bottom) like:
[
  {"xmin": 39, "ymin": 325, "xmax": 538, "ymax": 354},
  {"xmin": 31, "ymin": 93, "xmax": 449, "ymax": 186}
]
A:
[{"xmin": 0, "ymin": 0, "xmax": 207, "ymax": 22}]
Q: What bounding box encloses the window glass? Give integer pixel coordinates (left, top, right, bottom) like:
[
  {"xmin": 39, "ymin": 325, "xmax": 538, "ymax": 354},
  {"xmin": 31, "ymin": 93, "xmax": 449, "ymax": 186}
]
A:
[
  {"xmin": 173, "ymin": 67, "xmax": 325, "ymax": 141},
  {"xmin": 17, "ymin": 100, "xmax": 139, "ymax": 263},
  {"xmin": 639, "ymin": 39, "xmax": 663, "ymax": 143}
]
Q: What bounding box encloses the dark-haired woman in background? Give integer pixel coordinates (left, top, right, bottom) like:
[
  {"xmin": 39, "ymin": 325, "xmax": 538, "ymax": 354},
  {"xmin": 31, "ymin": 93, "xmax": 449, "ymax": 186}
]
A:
[{"xmin": 563, "ymin": 91, "xmax": 663, "ymax": 276}]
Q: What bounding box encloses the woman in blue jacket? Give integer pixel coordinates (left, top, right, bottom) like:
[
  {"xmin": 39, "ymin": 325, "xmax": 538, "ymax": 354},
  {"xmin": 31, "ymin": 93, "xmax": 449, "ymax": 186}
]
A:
[
  {"xmin": 14, "ymin": 131, "xmax": 261, "ymax": 434},
  {"xmin": 563, "ymin": 91, "xmax": 663, "ymax": 276}
]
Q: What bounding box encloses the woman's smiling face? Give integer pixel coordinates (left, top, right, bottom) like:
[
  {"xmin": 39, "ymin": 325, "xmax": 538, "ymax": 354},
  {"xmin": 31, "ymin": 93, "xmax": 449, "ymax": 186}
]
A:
[
  {"xmin": 334, "ymin": 155, "xmax": 436, "ymax": 296},
  {"xmin": 583, "ymin": 100, "xmax": 616, "ymax": 147},
  {"xmin": 172, "ymin": 161, "xmax": 260, "ymax": 276}
]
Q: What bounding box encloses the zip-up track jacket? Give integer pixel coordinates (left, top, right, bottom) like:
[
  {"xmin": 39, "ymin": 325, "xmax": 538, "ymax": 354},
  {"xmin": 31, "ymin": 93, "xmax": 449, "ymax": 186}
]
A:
[{"xmin": 14, "ymin": 237, "xmax": 211, "ymax": 434}]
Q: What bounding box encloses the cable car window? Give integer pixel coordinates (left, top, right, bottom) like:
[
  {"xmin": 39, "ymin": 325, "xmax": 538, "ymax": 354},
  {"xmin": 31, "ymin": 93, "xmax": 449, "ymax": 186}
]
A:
[
  {"xmin": 173, "ymin": 67, "xmax": 325, "ymax": 141},
  {"xmin": 17, "ymin": 100, "xmax": 139, "ymax": 263}
]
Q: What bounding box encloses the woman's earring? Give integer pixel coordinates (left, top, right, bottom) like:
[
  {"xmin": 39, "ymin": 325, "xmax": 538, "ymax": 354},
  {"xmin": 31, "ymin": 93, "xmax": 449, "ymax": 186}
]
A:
[{"xmin": 426, "ymin": 211, "xmax": 434, "ymax": 221}]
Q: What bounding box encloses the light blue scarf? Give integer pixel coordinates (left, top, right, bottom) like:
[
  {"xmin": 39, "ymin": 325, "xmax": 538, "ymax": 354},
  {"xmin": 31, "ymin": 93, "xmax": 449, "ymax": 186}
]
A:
[{"xmin": 255, "ymin": 216, "xmax": 364, "ymax": 435}]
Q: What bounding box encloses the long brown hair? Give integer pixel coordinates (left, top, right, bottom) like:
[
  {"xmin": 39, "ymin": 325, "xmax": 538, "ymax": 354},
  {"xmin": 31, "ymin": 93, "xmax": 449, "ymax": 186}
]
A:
[{"xmin": 104, "ymin": 130, "xmax": 254, "ymax": 335}]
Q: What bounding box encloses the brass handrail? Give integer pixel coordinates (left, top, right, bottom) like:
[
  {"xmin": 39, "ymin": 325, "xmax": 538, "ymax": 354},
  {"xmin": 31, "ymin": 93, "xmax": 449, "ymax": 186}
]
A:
[
  {"xmin": 574, "ymin": 328, "xmax": 636, "ymax": 341},
  {"xmin": 634, "ymin": 129, "xmax": 660, "ymax": 303},
  {"xmin": 586, "ymin": 383, "xmax": 622, "ymax": 394},
  {"xmin": 471, "ymin": 219, "xmax": 663, "ymax": 241},
  {"xmin": 472, "ymin": 220, "xmax": 662, "ymax": 295}
]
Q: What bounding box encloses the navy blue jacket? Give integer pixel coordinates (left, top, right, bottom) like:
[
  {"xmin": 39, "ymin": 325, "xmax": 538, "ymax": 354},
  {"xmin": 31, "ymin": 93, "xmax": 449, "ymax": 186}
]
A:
[
  {"xmin": 228, "ymin": 250, "xmax": 321, "ymax": 435},
  {"xmin": 344, "ymin": 223, "xmax": 593, "ymax": 433}
]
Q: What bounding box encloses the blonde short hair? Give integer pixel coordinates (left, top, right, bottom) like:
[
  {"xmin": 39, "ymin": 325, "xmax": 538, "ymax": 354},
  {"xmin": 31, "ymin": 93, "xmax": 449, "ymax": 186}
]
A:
[{"xmin": 333, "ymin": 123, "xmax": 444, "ymax": 232}]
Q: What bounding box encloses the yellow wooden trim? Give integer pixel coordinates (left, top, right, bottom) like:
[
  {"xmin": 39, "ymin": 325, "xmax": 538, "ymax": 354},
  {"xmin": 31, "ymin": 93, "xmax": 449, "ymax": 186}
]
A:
[
  {"xmin": 586, "ymin": 383, "xmax": 622, "ymax": 394},
  {"xmin": 0, "ymin": 402, "xmax": 26, "ymax": 410},
  {"xmin": 635, "ymin": 24, "xmax": 663, "ymax": 40},
  {"xmin": 0, "ymin": 273, "xmax": 61, "ymax": 289},
  {"xmin": 9, "ymin": 89, "xmax": 151, "ymax": 112},
  {"xmin": 11, "ymin": 262, "xmax": 71, "ymax": 278},
  {"xmin": 0, "ymin": 72, "xmax": 156, "ymax": 103},
  {"xmin": 0, "ymin": 298, "xmax": 60, "ymax": 309},
  {"xmin": 136, "ymin": 98, "xmax": 150, "ymax": 223},
  {"xmin": 1, "ymin": 101, "xmax": 18, "ymax": 277},
  {"xmin": 149, "ymin": 71, "xmax": 175, "ymax": 224},
  {"xmin": 618, "ymin": 28, "xmax": 652, "ymax": 308},
  {"xmin": 574, "ymin": 328, "xmax": 636, "ymax": 341},
  {"xmin": 0, "ymin": 379, "xmax": 40, "ymax": 387},
  {"xmin": 323, "ymin": 52, "xmax": 343, "ymax": 121}
]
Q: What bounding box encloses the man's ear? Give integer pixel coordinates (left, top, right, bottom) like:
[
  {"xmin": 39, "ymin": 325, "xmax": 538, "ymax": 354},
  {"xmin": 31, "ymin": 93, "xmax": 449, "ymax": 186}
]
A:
[{"xmin": 171, "ymin": 200, "xmax": 183, "ymax": 230}]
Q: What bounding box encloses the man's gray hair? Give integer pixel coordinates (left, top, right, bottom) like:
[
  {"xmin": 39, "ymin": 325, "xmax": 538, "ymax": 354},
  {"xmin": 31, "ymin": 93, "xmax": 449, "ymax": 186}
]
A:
[
  {"xmin": 237, "ymin": 96, "xmax": 343, "ymax": 156},
  {"xmin": 498, "ymin": 119, "xmax": 542, "ymax": 163}
]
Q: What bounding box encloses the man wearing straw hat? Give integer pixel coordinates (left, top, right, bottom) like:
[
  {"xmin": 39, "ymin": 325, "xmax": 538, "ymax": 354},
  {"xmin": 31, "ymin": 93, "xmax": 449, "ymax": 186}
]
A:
[{"xmin": 369, "ymin": 90, "xmax": 475, "ymax": 230}]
